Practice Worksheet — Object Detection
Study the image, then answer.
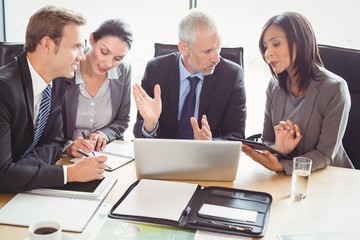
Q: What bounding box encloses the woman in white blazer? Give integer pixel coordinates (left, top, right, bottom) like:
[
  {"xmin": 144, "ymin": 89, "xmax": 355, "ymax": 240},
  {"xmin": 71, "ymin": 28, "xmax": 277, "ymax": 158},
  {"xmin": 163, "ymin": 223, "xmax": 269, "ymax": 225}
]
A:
[
  {"xmin": 62, "ymin": 19, "xmax": 133, "ymax": 158},
  {"xmin": 243, "ymin": 12, "xmax": 352, "ymax": 174}
]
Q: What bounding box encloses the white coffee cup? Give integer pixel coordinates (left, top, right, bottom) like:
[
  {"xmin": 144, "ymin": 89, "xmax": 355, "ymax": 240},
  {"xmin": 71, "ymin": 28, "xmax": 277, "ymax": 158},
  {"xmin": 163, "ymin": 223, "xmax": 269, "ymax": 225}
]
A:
[{"xmin": 29, "ymin": 221, "xmax": 61, "ymax": 240}]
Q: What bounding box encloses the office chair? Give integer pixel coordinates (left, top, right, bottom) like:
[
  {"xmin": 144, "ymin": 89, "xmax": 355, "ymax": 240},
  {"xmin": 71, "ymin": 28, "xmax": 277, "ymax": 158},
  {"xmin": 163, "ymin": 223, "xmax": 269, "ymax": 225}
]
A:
[
  {"xmin": 0, "ymin": 42, "xmax": 24, "ymax": 67},
  {"xmin": 319, "ymin": 44, "xmax": 360, "ymax": 169},
  {"xmin": 154, "ymin": 43, "xmax": 244, "ymax": 68}
]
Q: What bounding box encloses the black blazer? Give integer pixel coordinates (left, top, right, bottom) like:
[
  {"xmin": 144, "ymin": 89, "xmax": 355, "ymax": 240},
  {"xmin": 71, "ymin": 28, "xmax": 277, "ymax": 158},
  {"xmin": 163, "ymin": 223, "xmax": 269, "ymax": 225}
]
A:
[
  {"xmin": 0, "ymin": 52, "xmax": 65, "ymax": 193},
  {"xmin": 133, "ymin": 53, "xmax": 246, "ymax": 139}
]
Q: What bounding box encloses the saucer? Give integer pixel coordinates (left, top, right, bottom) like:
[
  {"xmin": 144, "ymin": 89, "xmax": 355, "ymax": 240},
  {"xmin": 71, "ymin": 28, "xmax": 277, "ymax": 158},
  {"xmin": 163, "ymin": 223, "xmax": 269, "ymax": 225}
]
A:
[{"xmin": 23, "ymin": 233, "xmax": 72, "ymax": 240}]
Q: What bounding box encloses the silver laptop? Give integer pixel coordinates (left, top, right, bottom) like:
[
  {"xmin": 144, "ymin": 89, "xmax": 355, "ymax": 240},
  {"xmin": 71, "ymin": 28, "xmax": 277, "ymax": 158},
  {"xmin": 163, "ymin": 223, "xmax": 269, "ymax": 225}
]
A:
[{"xmin": 133, "ymin": 138, "xmax": 242, "ymax": 181}]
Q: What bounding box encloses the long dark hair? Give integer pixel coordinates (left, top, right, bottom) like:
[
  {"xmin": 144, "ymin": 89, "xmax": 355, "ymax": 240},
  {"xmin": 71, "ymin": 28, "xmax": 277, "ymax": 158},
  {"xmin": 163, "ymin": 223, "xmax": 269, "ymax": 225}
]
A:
[{"xmin": 259, "ymin": 12, "xmax": 323, "ymax": 92}]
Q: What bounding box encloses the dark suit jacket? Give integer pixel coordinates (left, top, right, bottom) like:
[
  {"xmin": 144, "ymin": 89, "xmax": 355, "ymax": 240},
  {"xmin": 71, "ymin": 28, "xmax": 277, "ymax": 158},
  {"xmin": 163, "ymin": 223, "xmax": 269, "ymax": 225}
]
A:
[
  {"xmin": 62, "ymin": 62, "xmax": 131, "ymax": 142},
  {"xmin": 0, "ymin": 52, "xmax": 65, "ymax": 193},
  {"xmin": 133, "ymin": 53, "xmax": 246, "ymax": 139}
]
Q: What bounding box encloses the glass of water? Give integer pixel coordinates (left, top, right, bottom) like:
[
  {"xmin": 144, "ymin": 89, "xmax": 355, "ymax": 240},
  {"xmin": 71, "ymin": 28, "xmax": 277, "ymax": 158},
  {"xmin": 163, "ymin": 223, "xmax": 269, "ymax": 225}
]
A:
[{"xmin": 291, "ymin": 157, "xmax": 312, "ymax": 200}]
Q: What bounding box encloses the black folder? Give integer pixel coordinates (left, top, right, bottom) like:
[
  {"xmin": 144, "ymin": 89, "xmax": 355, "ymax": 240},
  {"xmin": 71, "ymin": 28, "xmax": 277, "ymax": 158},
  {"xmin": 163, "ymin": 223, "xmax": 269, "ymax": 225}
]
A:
[{"xmin": 109, "ymin": 179, "xmax": 272, "ymax": 237}]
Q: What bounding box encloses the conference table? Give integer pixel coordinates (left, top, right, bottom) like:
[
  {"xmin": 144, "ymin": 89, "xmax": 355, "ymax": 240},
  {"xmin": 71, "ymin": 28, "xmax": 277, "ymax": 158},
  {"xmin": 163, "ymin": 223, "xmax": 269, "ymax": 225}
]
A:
[{"xmin": 1, "ymin": 140, "xmax": 360, "ymax": 239}]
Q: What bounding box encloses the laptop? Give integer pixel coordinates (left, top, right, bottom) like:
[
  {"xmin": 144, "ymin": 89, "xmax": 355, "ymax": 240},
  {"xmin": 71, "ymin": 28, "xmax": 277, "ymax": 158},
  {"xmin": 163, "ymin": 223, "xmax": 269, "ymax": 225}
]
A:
[{"xmin": 133, "ymin": 138, "xmax": 242, "ymax": 181}]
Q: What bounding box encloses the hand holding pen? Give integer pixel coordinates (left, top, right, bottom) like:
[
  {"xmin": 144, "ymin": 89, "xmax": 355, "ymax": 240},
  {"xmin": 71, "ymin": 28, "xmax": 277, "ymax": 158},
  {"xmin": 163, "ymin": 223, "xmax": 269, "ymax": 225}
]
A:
[
  {"xmin": 65, "ymin": 132, "xmax": 95, "ymax": 158},
  {"xmin": 68, "ymin": 149, "xmax": 108, "ymax": 180},
  {"xmin": 77, "ymin": 148, "xmax": 110, "ymax": 170}
]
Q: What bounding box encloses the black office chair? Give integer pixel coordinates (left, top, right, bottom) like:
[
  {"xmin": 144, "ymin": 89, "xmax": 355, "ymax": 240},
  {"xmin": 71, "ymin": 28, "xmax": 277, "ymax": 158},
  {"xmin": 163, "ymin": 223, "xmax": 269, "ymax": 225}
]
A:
[
  {"xmin": 0, "ymin": 42, "xmax": 24, "ymax": 67},
  {"xmin": 318, "ymin": 44, "xmax": 360, "ymax": 169},
  {"xmin": 154, "ymin": 43, "xmax": 244, "ymax": 68}
]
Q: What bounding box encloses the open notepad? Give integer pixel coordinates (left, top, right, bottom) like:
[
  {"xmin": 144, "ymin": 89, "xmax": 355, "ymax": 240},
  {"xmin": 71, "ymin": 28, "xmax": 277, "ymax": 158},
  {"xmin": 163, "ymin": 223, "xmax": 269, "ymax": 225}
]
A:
[
  {"xmin": 71, "ymin": 141, "xmax": 134, "ymax": 171},
  {"xmin": 0, "ymin": 176, "xmax": 116, "ymax": 232}
]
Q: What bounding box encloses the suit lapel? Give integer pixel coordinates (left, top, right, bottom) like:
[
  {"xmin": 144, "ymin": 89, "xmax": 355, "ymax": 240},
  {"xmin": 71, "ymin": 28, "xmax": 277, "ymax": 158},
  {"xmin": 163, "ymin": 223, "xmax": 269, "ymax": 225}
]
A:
[
  {"xmin": 198, "ymin": 73, "xmax": 217, "ymax": 122},
  {"xmin": 110, "ymin": 80, "xmax": 121, "ymax": 119},
  {"xmin": 297, "ymin": 79, "xmax": 319, "ymax": 150},
  {"xmin": 17, "ymin": 52, "xmax": 35, "ymax": 126},
  {"xmin": 64, "ymin": 78, "xmax": 79, "ymax": 137},
  {"xmin": 166, "ymin": 55, "xmax": 181, "ymax": 133}
]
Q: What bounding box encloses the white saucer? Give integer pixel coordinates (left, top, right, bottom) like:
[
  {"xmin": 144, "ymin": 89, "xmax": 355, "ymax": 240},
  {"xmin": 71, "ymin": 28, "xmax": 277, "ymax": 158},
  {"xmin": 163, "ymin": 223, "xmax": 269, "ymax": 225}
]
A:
[{"xmin": 23, "ymin": 233, "xmax": 72, "ymax": 240}]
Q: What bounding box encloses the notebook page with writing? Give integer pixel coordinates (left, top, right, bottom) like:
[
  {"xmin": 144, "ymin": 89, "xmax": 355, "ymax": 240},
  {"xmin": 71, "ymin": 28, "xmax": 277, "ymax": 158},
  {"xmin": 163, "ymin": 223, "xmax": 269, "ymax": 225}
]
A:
[
  {"xmin": 0, "ymin": 178, "xmax": 116, "ymax": 232},
  {"xmin": 71, "ymin": 141, "xmax": 134, "ymax": 171}
]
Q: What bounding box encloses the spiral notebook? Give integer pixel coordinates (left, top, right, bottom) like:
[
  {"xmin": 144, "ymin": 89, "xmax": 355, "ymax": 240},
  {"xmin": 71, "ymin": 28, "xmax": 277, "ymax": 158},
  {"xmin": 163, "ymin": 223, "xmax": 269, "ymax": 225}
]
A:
[
  {"xmin": 71, "ymin": 141, "xmax": 134, "ymax": 171},
  {"xmin": 0, "ymin": 177, "xmax": 116, "ymax": 232}
]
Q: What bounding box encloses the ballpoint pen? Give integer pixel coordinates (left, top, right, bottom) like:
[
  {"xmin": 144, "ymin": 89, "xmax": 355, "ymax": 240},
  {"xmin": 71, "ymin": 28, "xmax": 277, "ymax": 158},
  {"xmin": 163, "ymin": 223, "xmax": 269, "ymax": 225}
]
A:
[
  {"xmin": 193, "ymin": 220, "xmax": 253, "ymax": 232},
  {"xmin": 77, "ymin": 149, "xmax": 110, "ymax": 169},
  {"xmin": 81, "ymin": 131, "xmax": 95, "ymax": 156},
  {"xmin": 81, "ymin": 131, "xmax": 87, "ymax": 140},
  {"xmin": 77, "ymin": 149, "xmax": 91, "ymax": 157}
]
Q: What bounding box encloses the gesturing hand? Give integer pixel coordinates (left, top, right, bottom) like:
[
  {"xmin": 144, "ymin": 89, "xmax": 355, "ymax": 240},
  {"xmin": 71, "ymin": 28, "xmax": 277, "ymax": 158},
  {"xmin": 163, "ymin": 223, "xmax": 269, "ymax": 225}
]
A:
[
  {"xmin": 133, "ymin": 83, "xmax": 162, "ymax": 133},
  {"xmin": 274, "ymin": 119, "xmax": 302, "ymax": 154},
  {"xmin": 191, "ymin": 115, "xmax": 212, "ymax": 140}
]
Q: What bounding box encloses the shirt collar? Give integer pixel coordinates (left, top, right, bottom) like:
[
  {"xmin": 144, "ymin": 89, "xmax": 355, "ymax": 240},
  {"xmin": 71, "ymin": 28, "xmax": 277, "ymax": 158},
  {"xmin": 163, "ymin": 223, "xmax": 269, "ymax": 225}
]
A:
[
  {"xmin": 179, "ymin": 57, "xmax": 204, "ymax": 83},
  {"xmin": 27, "ymin": 57, "xmax": 52, "ymax": 96},
  {"xmin": 75, "ymin": 65, "xmax": 121, "ymax": 85}
]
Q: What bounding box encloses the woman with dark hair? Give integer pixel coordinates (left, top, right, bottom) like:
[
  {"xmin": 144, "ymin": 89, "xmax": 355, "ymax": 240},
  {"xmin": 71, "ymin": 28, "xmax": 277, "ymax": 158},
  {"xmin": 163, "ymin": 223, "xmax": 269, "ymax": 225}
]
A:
[
  {"xmin": 63, "ymin": 19, "xmax": 133, "ymax": 158},
  {"xmin": 242, "ymin": 12, "xmax": 352, "ymax": 174}
]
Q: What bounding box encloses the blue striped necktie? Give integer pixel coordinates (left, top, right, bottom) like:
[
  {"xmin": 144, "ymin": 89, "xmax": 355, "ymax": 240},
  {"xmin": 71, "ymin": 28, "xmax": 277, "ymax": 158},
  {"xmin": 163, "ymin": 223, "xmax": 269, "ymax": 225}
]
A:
[
  {"xmin": 175, "ymin": 76, "xmax": 200, "ymax": 139},
  {"xmin": 29, "ymin": 84, "xmax": 52, "ymax": 151}
]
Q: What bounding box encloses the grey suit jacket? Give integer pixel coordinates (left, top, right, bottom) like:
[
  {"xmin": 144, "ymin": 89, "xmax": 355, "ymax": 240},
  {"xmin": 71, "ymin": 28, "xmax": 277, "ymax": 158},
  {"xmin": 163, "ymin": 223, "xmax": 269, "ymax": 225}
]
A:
[
  {"xmin": 133, "ymin": 53, "xmax": 246, "ymax": 139},
  {"xmin": 63, "ymin": 61, "xmax": 131, "ymax": 142},
  {"xmin": 262, "ymin": 66, "xmax": 351, "ymax": 174},
  {"xmin": 0, "ymin": 52, "xmax": 65, "ymax": 193}
]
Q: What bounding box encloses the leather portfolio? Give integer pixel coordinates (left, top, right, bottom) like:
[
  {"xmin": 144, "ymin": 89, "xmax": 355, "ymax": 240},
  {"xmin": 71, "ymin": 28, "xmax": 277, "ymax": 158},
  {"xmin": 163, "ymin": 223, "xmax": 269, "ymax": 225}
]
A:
[{"xmin": 109, "ymin": 179, "xmax": 272, "ymax": 237}]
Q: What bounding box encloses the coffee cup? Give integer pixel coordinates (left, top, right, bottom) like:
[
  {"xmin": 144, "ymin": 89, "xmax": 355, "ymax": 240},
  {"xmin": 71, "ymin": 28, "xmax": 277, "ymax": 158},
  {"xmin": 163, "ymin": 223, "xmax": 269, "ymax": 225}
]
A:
[{"xmin": 29, "ymin": 221, "xmax": 61, "ymax": 240}]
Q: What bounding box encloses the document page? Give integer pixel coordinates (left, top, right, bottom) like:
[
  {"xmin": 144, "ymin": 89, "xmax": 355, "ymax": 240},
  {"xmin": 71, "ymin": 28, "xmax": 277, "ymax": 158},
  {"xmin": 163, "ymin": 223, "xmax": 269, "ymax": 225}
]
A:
[
  {"xmin": 71, "ymin": 141, "xmax": 134, "ymax": 171},
  {"xmin": 113, "ymin": 179, "xmax": 198, "ymax": 221}
]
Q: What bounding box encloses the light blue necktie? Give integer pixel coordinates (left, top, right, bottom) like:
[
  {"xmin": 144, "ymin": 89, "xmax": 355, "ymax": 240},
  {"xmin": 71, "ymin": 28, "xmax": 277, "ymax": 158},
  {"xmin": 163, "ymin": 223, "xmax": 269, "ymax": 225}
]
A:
[{"xmin": 28, "ymin": 84, "xmax": 52, "ymax": 151}]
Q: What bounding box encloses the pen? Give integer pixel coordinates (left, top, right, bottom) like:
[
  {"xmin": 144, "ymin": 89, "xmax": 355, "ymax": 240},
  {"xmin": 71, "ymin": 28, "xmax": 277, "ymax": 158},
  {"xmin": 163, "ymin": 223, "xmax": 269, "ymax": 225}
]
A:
[
  {"xmin": 193, "ymin": 220, "xmax": 253, "ymax": 232},
  {"xmin": 81, "ymin": 131, "xmax": 87, "ymax": 139},
  {"xmin": 77, "ymin": 149, "xmax": 91, "ymax": 157},
  {"xmin": 81, "ymin": 131, "xmax": 95, "ymax": 156},
  {"xmin": 77, "ymin": 149, "xmax": 110, "ymax": 170}
]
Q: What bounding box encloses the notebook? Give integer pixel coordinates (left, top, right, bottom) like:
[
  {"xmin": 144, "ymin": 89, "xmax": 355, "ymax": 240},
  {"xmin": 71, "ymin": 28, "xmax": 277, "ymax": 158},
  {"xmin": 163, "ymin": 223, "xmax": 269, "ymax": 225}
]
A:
[
  {"xmin": 0, "ymin": 176, "xmax": 116, "ymax": 232},
  {"xmin": 133, "ymin": 139, "xmax": 242, "ymax": 181},
  {"xmin": 70, "ymin": 141, "xmax": 134, "ymax": 171}
]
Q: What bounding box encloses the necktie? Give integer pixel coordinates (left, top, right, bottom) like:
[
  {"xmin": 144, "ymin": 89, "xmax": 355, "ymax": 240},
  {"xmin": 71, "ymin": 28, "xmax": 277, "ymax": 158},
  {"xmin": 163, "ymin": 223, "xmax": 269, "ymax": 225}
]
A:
[
  {"xmin": 29, "ymin": 84, "xmax": 52, "ymax": 151},
  {"xmin": 175, "ymin": 76, "xmax": 200, "ymax": 139}
]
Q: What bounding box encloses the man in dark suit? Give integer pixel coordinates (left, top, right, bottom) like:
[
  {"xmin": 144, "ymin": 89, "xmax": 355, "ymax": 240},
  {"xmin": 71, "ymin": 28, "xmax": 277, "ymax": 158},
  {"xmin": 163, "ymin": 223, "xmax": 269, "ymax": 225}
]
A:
[
  {"xmin": 133, "ymin": 9, "xmax": 246, "ymax": 140},
  {"xmin": 0, "ymin": 6, "xmax": 107, "ymax": 193}
]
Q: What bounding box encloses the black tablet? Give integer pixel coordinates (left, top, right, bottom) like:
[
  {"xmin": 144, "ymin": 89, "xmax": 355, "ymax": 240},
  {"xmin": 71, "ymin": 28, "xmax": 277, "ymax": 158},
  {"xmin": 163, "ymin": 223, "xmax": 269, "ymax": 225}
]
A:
[{"xmin": 227, "ymin": 137, "xmax": 292, "ymax": 160}]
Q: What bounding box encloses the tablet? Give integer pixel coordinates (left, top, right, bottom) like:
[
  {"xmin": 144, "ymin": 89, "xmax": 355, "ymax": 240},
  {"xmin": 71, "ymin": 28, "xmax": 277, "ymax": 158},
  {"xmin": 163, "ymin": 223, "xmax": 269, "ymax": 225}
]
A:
[
  {"xmin": 28, "ymin": 176, "xmax": 114, "ymax": 198},
  {"xmin": 227, "ymin": 137, "xmax": 292, "ymax": 160}
]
